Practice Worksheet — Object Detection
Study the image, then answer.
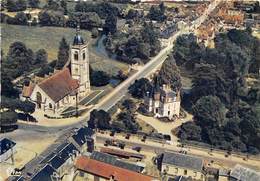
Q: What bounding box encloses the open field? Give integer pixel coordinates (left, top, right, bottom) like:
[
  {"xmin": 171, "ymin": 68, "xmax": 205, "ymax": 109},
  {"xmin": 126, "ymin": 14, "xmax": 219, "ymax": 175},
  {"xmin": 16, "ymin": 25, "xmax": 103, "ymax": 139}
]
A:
[
  {"xmin": 1, "ymin": 24, "xmax": 91, "ymax": 60},
  {"xmin": 1, "ymin": 24, "xmax": 129, "ymax": 75}
]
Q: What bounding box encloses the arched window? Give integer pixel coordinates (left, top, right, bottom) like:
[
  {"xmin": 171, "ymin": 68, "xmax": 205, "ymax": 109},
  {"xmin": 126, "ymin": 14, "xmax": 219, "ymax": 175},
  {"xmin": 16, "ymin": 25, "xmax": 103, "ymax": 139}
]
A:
[
  {"xmin": 74, "ymin": 52, "xmax": 78, "ymax": 60},
  {"xmin": 83, "ymin": 52, "xmax": 86, "ymax": 60},
  {"xmin": 49, "ymin": 103, "xmax": 52, "ymax": 109},
  {"xmin": 36, "ymin": 92, "xmax": 42, "ymax": 109}
]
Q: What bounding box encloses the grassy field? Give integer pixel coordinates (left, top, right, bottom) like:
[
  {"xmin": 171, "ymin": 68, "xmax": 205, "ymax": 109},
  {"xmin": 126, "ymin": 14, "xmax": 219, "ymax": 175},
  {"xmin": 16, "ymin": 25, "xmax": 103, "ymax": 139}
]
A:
[
  {"xmin": 2, "ymin": 24, "xmax": 90, "ymax": 60},
  {"xmin": 1, "ymin": 24, "xmax": 128, "ymax": 75}
]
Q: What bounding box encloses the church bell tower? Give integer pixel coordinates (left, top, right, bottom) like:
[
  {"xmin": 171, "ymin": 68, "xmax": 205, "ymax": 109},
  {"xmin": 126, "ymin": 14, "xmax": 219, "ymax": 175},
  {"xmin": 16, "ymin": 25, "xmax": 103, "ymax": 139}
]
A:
[{"xmin": 70, "ymin": 26, "xmax": 90, "ymax": 98}]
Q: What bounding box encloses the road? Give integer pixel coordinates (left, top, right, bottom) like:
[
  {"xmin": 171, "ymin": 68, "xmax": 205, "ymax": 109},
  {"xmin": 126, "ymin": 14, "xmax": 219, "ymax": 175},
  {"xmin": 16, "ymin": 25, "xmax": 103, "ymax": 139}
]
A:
[
  {"xmin": 96, "ymin": 133, "xmax": 260, "ymax": 171},
  {"xmin": 12, "ymin": 0, "xmax": 220, "ymax": 135}
]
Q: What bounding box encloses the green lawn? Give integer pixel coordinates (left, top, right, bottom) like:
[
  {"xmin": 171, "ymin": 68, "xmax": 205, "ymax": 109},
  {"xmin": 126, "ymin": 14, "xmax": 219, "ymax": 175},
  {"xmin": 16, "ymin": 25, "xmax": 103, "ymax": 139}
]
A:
[
  {"xmin": 1, "ymin": 24, "xmax": 91, "ymax": 61},
  {"xmin": 1, "ymin": 24, "xmax": 128, "ymax": 75}
]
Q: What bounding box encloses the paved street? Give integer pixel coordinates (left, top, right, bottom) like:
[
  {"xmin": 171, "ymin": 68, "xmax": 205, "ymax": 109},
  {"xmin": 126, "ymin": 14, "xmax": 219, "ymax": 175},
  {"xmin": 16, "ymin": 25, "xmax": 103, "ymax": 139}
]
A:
[{"xmin": 96, "ymin": 133, "xmax": 260, "ymax": 171}]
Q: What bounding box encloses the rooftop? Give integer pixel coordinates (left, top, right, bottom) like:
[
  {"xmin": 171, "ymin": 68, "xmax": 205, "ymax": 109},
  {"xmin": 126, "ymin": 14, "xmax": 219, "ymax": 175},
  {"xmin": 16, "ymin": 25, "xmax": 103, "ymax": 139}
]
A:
[
  {"xmin": 38, "ymin": 68, "xmax": 79, "ymax": 102},
  {"xmin": 31, "ymin": 164, "xmax": 57, "ymax": 181},
  {"xmin": 71, "ymin": 127, "xmax": 94, "ymax": 146},
  {"xmin": 91, "ymin": 151, "xmax": 144, "ymax": 173},
  {"xmin": 230, "ymin": 164, "xmax": 260, "ymax": 181},
  {"xmin": 0, "ymin": 138, "xmax": 16, "ymax": 156},
  {"xmin": 162, "ymin": 152, "xmax": 203, "ymax": 172},
  {"xmin": 75, "ymin": 156, "xmax": 157, "ymax": 181}
]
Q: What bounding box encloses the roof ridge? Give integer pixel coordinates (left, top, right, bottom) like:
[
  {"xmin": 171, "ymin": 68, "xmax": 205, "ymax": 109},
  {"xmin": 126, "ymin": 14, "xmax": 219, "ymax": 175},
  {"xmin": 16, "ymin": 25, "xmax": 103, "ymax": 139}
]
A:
[{"xmin": 38, "ymin": 68, "xmax": 69, "ymax": 86}]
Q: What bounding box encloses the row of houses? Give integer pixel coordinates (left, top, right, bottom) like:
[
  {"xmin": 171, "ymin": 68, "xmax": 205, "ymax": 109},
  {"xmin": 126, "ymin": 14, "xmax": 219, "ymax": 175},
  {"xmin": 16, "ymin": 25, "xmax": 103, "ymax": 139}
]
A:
[{"xmin": 7, "ymin": 126, "xmax": 95, "ymax": 181}]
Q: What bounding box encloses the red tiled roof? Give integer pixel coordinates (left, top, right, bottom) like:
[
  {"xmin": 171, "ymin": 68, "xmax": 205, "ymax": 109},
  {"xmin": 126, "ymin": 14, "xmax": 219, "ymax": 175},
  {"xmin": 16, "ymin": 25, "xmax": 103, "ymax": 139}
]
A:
[
  {"xmin": 38, "ymin": 68, "xmax": 79, "ymax": 102},
  {"xmin": 22, "ymin": 82, "xmax": 35, "ymax": 98},
  {"xmin": 75, "ymin": 156, "xmax": 156, "ymax": 181}
]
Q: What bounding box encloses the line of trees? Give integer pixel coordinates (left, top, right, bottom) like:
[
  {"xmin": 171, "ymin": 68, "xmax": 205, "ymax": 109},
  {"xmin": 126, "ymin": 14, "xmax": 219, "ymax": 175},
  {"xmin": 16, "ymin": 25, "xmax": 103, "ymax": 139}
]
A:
[{"xmin": 177, "ymin": 29, "xmax": 260, "ymax": 153}]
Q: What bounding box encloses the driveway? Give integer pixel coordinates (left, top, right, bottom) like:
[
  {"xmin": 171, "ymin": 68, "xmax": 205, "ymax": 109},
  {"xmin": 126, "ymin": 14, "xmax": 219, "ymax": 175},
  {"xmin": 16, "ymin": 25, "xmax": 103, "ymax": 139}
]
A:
[{"xmin": 136, "ymin": 113, "xmax": 193, "ymax": 141}]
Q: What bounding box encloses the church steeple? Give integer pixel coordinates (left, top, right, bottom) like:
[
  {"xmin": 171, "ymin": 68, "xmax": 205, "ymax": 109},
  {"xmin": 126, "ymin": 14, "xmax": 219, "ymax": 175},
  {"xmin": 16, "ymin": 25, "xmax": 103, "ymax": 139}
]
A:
[
  {"xmin": 70, "ymin": 25, "xmax": 90, "ymax": 98},
  {"xmin": 73, "ymin": 25, "xmax": 85, "ymax": 46}
]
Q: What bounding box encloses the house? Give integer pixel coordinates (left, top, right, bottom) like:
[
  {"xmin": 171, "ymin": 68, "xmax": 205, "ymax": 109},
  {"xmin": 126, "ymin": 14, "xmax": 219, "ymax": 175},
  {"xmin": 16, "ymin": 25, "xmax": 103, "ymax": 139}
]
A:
[
  {"xmin": 40, "ymin": 142, "xmax": 79, "ymax": 178},
  {"xmin": 145, "ymin": 84, "xmax": 181, "ymax": 119},
  {"xmin": 21, "ymin": 27, "xmax": 91, "ymax": 114},
  {"xmin": 75, "ymin": 156, "xmax": 158, "ymax": 181},
  {"xmin": 0, "ymin": 138, "xmax": 16, "ymax": 163},
  {"xmin": 70, "ymin": 126, "xmax": 95, "ymax": 153},
  {"xmin": 90, "ymin": 151, "xmax": 144, "ymax": 173},
  {"xmin": 160, "ymin": 152, "xmax": 204, "ymax": 180},
  {"xmin": 31, "ymin": 164, "xmax": 59, "ymax": 181}
]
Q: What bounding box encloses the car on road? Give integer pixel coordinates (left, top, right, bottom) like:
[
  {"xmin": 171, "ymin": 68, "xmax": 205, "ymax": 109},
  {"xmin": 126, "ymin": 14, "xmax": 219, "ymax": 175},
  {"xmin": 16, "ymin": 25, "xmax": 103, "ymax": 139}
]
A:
[{"xmin": 132, "ymin": 146, "xmax": 141, "ymax": 152}]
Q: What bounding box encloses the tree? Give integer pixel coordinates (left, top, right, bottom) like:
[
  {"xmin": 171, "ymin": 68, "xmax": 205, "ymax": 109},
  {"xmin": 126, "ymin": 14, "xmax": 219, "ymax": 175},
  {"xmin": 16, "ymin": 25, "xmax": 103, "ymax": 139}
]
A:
[
  {"xmin": 0, "ymin": 111, "xmax": 18, "ymax": 132},
  {"xmin": 88, "ymin": 109, "xmax": 111, "ymax": 130},
  {"xmin": 13, "ymin": 12, "xmax": 28, "ymax": 25},
  {"xmin": 0, "ymin": 75, "xmax": 18, "ymax": 98},
  {"xmin": 5, "ymin": 41, "xmax": 34, "ymax": 78},
  {"xmin": 55, "ymin": 37, "xmax": 69, "ymax": 69},
  {"xmin": 6, "ymin": 0, "xmax": 27, "ymax": 12},
  {"xmin": 90, "ymin": 70, "xmax": 110, "ymax": 87},
  {"xmin": 104, "ymin": 13, "xmax": 117, "ymax": 34},
  {"xmin": 147, "ymin": 2, "xmax": 166, "ymax": 22},
  {"xmin": 60, "ymin": 0, "xmax": 68, "ymax": 15},
  {"xmin": 157, "ymin": 54, "xmax": 182, "ymax": 91},
  {"xmin": 34, "ymin": 49, "xmax": 48, "ymax": 66},
  {"xmin": 38, "ymin": 10, "xmax": 65, "ymax": 27},
  {"xmin": 178, "ymin": 122, "xmax": 202, "ymax": 141},
  {"xmin": 117, "ymin": 111, "xmax": 140, "ymax": 133},
  {"xmin": 28, "ymin": 0, "xmax": 40, "ymax": 8},
  {"xmin": 192, "ymin": 96, "xmax": 225, "ymax": 128},
  {"xmin": 128, "ymin": 78, "xmax": 153, "ymax": 98},
  {"xmin": 121, "ymin": 99, "xmax": 136, "ymax": 113}
]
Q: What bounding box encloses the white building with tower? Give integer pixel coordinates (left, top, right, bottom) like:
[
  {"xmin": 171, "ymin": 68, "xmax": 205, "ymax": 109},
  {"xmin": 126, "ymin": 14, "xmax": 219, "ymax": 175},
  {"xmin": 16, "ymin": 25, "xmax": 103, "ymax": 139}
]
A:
[
  {"xmin": 21, "ymin": 27, "xmax": 91, "ymax": 113},
  {"xmin": 144, "ymin": 84, "xmax": 181, "ymax": 119}
]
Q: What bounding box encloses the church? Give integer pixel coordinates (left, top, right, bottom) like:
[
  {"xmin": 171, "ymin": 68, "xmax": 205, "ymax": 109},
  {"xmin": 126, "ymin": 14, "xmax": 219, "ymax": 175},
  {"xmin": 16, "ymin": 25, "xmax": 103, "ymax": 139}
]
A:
[{"xmin": 21, "ymin": 27, "xmax": 90, "ymax": 113}]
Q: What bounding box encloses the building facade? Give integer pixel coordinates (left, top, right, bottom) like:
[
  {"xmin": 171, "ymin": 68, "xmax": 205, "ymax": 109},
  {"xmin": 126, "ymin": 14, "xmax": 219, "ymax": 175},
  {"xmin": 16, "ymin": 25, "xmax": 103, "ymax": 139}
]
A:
[
  {"xmin": 145, "ymin": 84, "xmax": 181, "ymax": 119},
  {"xmin": 161, "ymin": 152, "xmax": 205, "ymax": 181},
  {"xmin": 21, "ymin": 28, "xmax": 91, "ymax": 113}
]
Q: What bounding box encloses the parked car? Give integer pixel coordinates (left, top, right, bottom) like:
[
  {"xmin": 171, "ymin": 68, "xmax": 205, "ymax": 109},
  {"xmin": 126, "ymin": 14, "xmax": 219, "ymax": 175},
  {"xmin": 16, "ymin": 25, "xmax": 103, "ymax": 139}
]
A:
[{"xmin": 132, "ymin": 146, "xmax": 141, "ymax": 152}]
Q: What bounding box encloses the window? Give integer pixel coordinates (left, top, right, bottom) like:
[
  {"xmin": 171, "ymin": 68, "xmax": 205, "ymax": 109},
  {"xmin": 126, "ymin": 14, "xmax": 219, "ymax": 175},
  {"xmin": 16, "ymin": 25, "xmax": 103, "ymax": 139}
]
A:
[
  {"xmin": 83, "ymin": 52, "xmax": 86, "ymax": 60},
  {"xmin": 74, "ymin": 52, "xmax": 78, "ymax": 60},
  {"xmin": 155, "ymin": 108, "xmax": 159, "ymax": 113},
  {"xmin": 75, "ymin": 68, "xmax": 79, "ymax": 74},
  {"xmin": 175, "ymin": 168, "xmax": 178, "ymax": 174},
  {"xmin": 184, "ymin": 170, "xmax": 187, "ymax": 175},
  {"xmin": 168, "ymin": 111, "xmax": 170, "ymax": 115},
  {"xmin": 49, "ymin": 103, "xmax": 52, "ymax": 109}
]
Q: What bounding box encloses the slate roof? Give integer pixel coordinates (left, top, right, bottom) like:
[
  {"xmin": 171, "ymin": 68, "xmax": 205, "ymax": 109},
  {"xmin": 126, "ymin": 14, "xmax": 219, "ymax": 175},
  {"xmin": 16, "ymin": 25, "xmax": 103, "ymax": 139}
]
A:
[
  {"xmin": 31, "ymin": 164, "xmax": 57, "ymax": 181},
  {"xmin": 230, "ymin": 164, "xmax": 260, "ymax": 181},
  {"xmin": 71, "ymin": 127, "xmax": 94, "ymax": 146},
  {"xmin": 75, "ymin": 156, "xmax": 156, "ymax": 181},
  {"xmin": 38, "ymin": 68, "xmax": 79, "ymax": 102},
  {"xmin": 90, "ymin": 151, "xmax": 144, "ymax": 173},
  {"xmin": 39, "ymin": 142, "xmax": 79, "ymax": 170},
  {"xmin": 162, "ymin": 152, "xmax": 203, "ymax": 172},
  {"xmin": 0, "ymin": 138, "xmax": 16, "ymax": 155}
]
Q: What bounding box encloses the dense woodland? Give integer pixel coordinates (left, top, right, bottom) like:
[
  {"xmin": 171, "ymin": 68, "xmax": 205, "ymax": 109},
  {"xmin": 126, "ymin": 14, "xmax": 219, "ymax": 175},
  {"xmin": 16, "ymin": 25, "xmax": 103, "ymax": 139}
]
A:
[{"xmin": 175, "ymin": 29, "xmax": 260, "ymax": 154}]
